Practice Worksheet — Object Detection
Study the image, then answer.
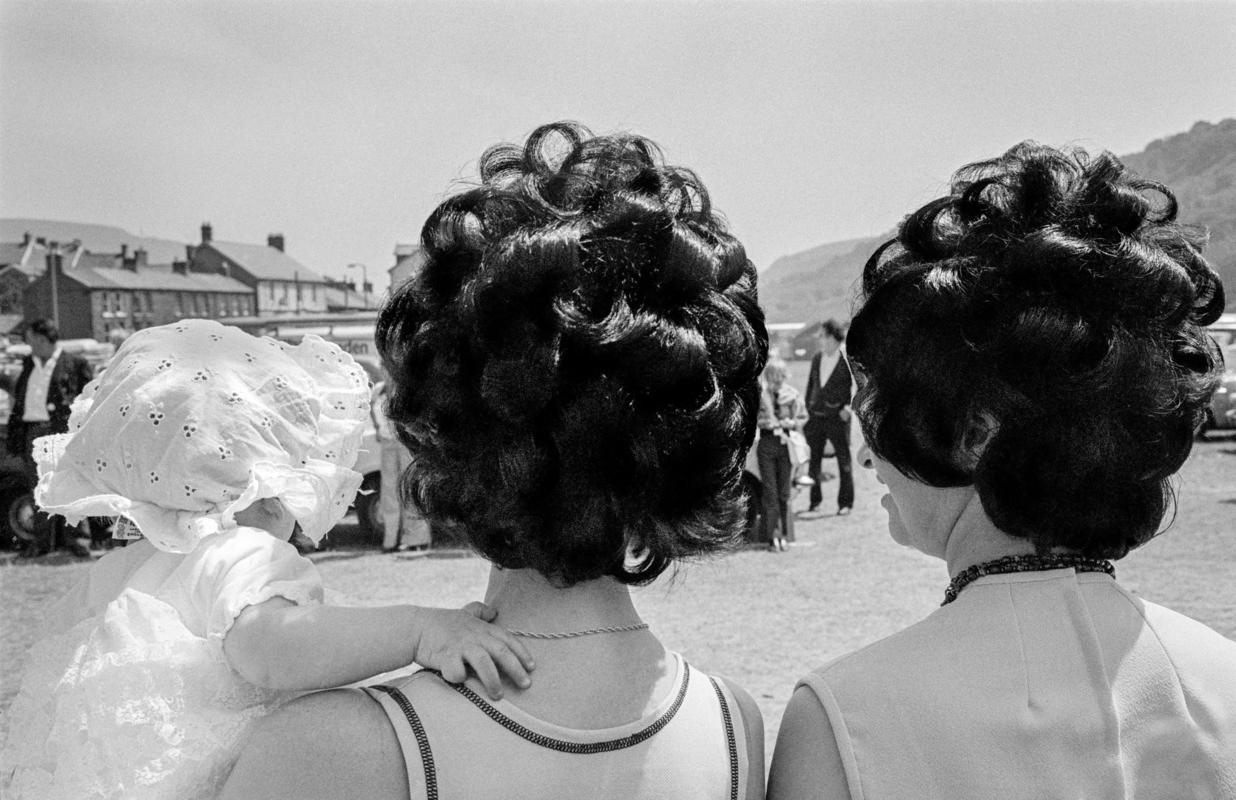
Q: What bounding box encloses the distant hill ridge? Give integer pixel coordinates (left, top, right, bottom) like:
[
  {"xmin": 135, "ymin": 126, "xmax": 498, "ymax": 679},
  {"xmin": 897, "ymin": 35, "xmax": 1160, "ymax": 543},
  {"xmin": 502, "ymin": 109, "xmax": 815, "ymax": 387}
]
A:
[
  {"xmin": 758, "ymin": 118, "xmax": 1236, "ymax": 324},
  {"xmin": 0, "ymin": 219, "xmax": 189, "ymax": 267}
]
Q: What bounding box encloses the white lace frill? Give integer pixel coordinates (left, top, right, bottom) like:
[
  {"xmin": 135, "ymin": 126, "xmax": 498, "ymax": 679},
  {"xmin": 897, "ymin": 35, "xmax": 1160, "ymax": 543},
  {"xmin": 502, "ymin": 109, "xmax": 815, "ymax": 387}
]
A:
[
  {"xmin": 0, "ymin": 589, "xmax": 294, "ymax": 800},
  {"xmin": 32, "ymin": 320, "xmax": 371, "ymax": 552}
]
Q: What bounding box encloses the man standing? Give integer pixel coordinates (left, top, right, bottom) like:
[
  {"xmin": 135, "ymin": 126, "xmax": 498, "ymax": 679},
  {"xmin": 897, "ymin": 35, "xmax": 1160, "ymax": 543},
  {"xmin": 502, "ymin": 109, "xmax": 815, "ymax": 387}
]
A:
[
  {"xmin": 803, "ymin": 319, "xmax": 854, "ymax": 515},
  {"xmin": 6, "ymin": 319, "xmax": 95, "ymax": 556}
]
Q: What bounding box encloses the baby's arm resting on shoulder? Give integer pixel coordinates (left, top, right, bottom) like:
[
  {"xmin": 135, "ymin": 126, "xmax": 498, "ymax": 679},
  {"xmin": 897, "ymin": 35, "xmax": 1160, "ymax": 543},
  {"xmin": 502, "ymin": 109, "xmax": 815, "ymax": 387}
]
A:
[
  {"xmin": 767, "ymin": 685, "xmax": 852, "ymax": 800},
  {"xmin": 223, "ymin": 598, "xmax": 533, "ymax": 697}
]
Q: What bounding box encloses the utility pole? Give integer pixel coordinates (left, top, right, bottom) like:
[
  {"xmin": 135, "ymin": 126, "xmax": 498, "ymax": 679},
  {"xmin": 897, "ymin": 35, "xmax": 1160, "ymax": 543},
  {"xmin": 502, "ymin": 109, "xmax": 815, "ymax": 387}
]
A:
[{"xmin": 47, "ymin": 241, "xmax": 62, "ymax": 328}]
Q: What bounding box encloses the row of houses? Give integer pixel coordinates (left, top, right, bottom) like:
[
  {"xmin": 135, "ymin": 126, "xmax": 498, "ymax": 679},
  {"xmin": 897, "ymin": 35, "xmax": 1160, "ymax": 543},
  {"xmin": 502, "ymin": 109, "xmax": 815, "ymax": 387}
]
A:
[{"xmin": 0, "ymin": 223, "xmax": 393, "ymax": 341}]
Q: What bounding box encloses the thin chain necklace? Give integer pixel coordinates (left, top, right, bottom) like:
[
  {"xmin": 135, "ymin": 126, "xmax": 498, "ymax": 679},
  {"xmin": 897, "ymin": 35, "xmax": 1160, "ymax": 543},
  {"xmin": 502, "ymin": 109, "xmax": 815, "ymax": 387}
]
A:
[
  {"xmin": 943, "ymin": 553, "xmax": 1115, "ymax": 606},
  {"xmin": 506, "ymin": 622, "xmax": 650, "ymax": 640}
]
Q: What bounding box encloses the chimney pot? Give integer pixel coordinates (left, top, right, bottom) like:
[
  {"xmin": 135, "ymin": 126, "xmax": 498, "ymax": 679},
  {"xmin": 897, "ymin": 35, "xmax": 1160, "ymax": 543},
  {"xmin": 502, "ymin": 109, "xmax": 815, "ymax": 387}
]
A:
[{"xmin": 201, "ymin": 222, "xmax": 213, "ymax": 243}]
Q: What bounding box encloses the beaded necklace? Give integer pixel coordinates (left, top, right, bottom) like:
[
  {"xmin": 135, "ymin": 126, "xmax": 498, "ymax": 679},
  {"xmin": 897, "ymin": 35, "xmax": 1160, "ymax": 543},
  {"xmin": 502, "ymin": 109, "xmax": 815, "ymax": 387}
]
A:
[{"xmin": 942, "ymin": 553, "xmax": 1115, "ymax": 606}]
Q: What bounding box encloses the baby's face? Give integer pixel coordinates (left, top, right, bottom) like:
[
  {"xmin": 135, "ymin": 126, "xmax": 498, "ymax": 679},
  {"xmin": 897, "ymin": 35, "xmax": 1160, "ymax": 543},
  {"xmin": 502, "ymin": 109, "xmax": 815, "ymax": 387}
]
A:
[{"xmin": 233, "ymin": 498, "xmax": 296, "ymax": 541}]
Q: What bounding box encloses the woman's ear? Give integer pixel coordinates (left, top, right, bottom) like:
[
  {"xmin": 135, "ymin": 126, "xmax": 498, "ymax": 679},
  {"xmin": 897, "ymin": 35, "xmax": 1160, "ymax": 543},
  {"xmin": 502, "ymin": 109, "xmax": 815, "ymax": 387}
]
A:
[{"xmin": 956, "ymin": 411, "xmax": 998, "ymax": 471}]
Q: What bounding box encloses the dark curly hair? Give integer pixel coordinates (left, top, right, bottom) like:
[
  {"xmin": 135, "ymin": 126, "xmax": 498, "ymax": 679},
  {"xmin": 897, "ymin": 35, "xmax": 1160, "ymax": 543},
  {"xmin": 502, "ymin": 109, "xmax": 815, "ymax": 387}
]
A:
[
  {"xmin": 848, "ymin": 141, "xmax": 1225, "ymax": 559},
  {"xmin": 376, "ymin": 122, "xmax": 767, "ymax": 586}
]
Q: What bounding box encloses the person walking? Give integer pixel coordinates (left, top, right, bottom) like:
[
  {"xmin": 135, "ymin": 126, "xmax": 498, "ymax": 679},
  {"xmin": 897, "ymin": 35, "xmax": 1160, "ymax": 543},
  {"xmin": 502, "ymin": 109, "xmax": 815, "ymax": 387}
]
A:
[
  {"xmin": 757, "ymin": 358, "xmax": 808, "ymax": 551},
  {"xmin": 5, "ymin": 319, "xmax": 95, "ymax": 556},
  {"xmin": 803, "ymin": 319, "xmax": 853, "ymax": 515},
  {"xmin": 371, "ymin": 379, "xmax": 431, "ymax": 551}
]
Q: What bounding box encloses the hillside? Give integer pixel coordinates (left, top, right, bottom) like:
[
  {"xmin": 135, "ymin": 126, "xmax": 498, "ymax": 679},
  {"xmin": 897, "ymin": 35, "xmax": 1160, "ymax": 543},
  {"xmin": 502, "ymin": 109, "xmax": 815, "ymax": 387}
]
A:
[
  {"xmin": 758, "ymin": 118, "xmax": 1236, "ymax": 324},
  {"xmin": 0, "ymin": 219, "xmax": 188, "ymax": 265},
  {"xmin": 1119, "ymin": 119, "xmax": 1236, "ymax": 310},
  {"xmin": 757, "ymin": 234, "xmax": 889, "ymax": 324}
]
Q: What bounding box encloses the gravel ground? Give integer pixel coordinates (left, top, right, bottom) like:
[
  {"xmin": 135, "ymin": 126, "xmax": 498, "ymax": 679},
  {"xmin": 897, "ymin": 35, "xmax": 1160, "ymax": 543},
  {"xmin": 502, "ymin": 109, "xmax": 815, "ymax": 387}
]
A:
[{"xmin": 3, "ymin": 435, "xmax": 1234, "ymax": 762}]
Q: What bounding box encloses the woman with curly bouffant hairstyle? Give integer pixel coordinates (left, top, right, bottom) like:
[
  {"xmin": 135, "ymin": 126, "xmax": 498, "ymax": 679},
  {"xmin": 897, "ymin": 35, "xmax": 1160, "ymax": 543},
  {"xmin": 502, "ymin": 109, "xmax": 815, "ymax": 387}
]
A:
[
  {"xmin": 221, "ymin": 123, "xmax": 768, "ymax": 800},
  {"xmin": 769, "ymin": 143, "xmax": 1236, "ymax": 800}
]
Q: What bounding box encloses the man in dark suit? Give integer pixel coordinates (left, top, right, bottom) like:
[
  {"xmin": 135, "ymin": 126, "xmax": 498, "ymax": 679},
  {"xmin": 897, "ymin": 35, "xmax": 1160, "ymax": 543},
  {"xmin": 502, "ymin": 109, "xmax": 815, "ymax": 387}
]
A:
[
  {"xmin": 5, "ymin": 319, "xmax": 96, "ymax": 556},
  {"xmin": 803, "ymin": 318, "xmax": 854, "ymax": 515}
]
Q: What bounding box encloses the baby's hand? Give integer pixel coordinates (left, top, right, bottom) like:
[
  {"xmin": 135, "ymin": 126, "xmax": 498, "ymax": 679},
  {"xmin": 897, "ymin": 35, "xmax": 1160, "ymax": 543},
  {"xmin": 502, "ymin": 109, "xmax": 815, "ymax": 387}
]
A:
[{"xmin": 412, "ymin": 602, "xmax": 534, "ymax": 699}]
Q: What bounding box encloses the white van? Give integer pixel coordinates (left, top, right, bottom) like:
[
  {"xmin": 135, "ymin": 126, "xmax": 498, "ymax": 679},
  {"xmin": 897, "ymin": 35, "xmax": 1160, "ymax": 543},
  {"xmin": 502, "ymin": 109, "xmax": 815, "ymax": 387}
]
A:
[{"xmin": 269, "ymin": 324, "xmax": 387, "ymax": 539}]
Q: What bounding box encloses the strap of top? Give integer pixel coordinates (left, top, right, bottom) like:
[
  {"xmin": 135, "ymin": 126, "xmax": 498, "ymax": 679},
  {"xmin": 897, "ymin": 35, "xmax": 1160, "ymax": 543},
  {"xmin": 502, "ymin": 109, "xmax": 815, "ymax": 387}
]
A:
[
  {"xmin": 366, "ymin": 662, "xmax": 744, "ymax": 800},
  {"xmin": 366, "ymin": 684, "xmax": 440, "ymax": 800},
  {"xmin": 707, "ymin": 675, "xmax": 749, "ymax": 800}
]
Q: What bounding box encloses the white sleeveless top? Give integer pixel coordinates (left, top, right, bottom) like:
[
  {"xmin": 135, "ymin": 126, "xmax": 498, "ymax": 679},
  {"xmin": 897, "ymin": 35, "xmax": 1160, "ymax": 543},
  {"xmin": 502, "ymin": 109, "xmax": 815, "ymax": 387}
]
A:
[
  {"xmin": 365, "ymin": 652, "xmax": 749, "ymax": 800},
  {"xmin": 798, "ymin": 569, "xmax": 1236, "ymax": 800}
]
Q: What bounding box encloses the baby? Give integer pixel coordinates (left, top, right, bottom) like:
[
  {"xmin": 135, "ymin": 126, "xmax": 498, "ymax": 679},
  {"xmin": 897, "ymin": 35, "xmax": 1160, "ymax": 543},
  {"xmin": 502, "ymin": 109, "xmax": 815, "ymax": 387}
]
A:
[{"xmin": 1, "ymin": 319, "xmax": 532, "ymax": 799}]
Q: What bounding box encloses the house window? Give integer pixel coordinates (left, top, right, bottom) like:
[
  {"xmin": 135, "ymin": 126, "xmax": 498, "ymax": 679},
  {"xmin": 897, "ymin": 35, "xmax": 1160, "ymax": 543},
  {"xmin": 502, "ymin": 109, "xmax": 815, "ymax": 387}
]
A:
[{"xmin": 311, "ymin": 284, "xmax": 318, "ymax": 302}]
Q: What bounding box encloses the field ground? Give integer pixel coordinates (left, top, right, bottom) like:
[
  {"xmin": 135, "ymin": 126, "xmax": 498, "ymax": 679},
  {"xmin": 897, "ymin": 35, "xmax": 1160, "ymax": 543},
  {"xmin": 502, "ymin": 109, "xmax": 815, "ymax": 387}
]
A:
[{"xmin": 3, "ymin": 436, "xmax": 1234, "ymax": 762}]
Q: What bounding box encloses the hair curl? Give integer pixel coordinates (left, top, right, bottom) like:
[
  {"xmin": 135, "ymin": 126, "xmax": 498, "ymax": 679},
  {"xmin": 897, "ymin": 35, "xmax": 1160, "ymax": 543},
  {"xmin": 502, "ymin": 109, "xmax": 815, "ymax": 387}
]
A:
[
  {"xmin": 848, "ymin": 141, "xmax": 1225, "ymax": 559},
  {"xmin": 377, "ymin": 122, "xmax": 767, "ymax": 585}
]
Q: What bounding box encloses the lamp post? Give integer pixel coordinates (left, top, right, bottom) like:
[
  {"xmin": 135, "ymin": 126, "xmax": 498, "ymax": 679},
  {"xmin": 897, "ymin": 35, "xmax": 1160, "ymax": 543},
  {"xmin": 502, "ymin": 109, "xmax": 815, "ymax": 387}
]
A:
[{"xmin": 346, "ymin": 262, "xmax": 369, "ymax": 309}]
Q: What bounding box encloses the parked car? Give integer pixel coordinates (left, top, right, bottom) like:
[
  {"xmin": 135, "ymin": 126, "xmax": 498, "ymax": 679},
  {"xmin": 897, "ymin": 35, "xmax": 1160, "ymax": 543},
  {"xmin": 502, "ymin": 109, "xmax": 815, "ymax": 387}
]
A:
[
  {"xmin": 1199, "ymin": 315, "xmax": 1236, "ymax": 438},
  {"xmin": 349, "ymin": 355, "xmax": 385, "ymax": 540}
]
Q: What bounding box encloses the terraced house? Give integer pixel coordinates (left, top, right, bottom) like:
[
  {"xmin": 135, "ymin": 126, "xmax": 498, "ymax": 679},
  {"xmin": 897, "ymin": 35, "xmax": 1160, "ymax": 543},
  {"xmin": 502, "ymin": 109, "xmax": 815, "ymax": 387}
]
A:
[
  {"xmin": 22, "ymin": 241, "xmax": 254, "ymax": 340},
  {"xmin": 189, "ymin": 224, "xmax": 330, "ymax": 314}
]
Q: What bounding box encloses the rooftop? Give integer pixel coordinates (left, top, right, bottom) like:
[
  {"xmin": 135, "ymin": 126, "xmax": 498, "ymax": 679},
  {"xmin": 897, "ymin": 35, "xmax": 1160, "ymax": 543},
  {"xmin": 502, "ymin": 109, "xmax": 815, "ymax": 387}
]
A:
[
  {"xmin": 207, "ymin": 240, "xmax": 327, "ymax": 283},
  {"xmin": 62, "ymin": 262, "xmax": 253, "ymax": 293}
]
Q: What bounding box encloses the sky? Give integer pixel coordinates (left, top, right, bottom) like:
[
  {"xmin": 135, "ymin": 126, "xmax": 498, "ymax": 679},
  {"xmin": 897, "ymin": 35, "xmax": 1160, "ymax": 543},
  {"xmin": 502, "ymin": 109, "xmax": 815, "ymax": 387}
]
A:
[{"xmin": 1, "ymin": 1, "xmax": 1234, "ymax": 292}]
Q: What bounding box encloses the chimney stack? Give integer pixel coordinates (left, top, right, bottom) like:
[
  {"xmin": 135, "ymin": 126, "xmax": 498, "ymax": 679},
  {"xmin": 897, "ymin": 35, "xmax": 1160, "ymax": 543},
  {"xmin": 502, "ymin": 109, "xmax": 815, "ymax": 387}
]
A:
[
  {"xmin": 21, "ymin": 231, "xmax": 30, "ymax": 246},
  {"xmin": 267, "ymin": 233, "xmax": 285, "ymax": 252},
  {"xmin": 201, "ymin": 222, "xmax": 213, "ymax": 243}
]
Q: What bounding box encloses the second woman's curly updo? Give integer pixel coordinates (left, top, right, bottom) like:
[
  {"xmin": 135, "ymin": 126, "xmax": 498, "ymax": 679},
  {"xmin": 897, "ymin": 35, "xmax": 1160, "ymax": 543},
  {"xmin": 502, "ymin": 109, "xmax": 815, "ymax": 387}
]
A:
[
  {"xmin": 848, "ymin": 141, "xmax": 1225, "ymax": 559},
  {"xmin": 377, "ymin": 122, "xmax": 767, "ymax": 586}
]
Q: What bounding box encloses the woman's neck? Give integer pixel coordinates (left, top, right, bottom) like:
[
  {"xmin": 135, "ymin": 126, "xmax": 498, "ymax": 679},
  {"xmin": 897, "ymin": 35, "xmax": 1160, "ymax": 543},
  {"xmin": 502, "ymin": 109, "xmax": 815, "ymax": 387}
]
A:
[
  {"xmin": 483, "ymin": 567, "xmax": 643, "ymax": 632},
  {"xmin": 941, "ymin": 493, "xmax": 1040, "ymax": 580}
]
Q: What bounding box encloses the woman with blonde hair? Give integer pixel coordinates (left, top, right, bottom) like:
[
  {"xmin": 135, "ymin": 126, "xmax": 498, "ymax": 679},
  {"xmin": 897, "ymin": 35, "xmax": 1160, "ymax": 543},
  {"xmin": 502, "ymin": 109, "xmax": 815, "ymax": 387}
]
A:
[{"xmin": 756, "ymin": 357, "xmax": 808, "ymax": 551}]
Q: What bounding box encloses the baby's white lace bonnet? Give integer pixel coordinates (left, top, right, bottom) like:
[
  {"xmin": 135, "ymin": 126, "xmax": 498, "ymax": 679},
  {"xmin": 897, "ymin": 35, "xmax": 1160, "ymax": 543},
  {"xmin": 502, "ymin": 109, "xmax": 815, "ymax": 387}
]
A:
[{"xmin": 33, "ymin": 319, "xmax": 371, "ymax": 553}]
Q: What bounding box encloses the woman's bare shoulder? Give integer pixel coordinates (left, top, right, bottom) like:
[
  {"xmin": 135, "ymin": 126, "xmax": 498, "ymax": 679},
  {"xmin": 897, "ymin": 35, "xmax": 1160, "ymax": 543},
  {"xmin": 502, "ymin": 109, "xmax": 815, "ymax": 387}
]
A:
[{"xmin": 220, "ymin": 688, "xmax": 408, "ymax": 800}]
